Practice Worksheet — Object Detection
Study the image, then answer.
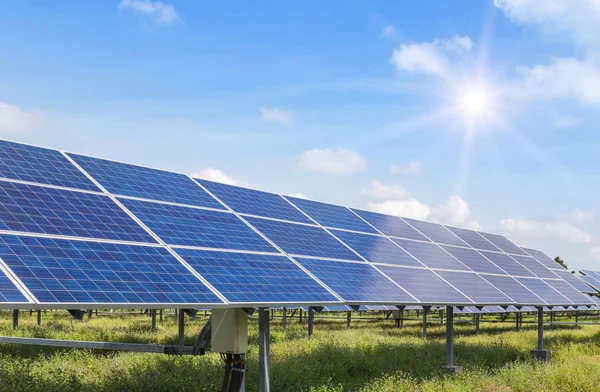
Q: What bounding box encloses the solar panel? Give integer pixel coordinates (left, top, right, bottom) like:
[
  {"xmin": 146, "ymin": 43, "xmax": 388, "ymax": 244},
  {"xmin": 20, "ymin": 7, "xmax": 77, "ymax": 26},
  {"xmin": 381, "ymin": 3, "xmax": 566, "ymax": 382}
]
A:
[
  {"xmin": 120, "ymin": 198, "xmax": 276, "ymax": 252},
  {"xmin": 391, "ymin": 239, "xmax": 471, "ymax": 271},
  {"xmin": 510, "ymin": 255, "xmax": 558, "ymax": 279},
  {"xmin": 296, "ymin": 258, "xmax": 416, "ymax": 303},
  {"xmin": 440, "ymin": 246, "xmax": 506, "ymax": 275},
  {"xmin": 0, "ymin": 271, "xmax": 30, "ymax": 303},
  {"xmin": 555, "ymin": 270, "xmax": 597, "ymax": 293},
  {"xmin": 402, "ymin": 218, "xmax": 469, "ymax": 247},
  {"xmin": 376, "ymin": 266, "xmax": 472, "ymax": 304},
  {"xmin": 434, "ymin": 271, "xmax": 514, "ymax": 304},
  {"xmin": 285, "ymin": 196, "xmax": 378, "ymax": 234},
  {"xmin": 444, "ymin": 226, "xmax": 501, "ymax": 251},
  {"xmin": 544, "ymin": 279, "xmax": 595, "ymax": 304},
  {"xmin": 0, "ymin": 235, "xmax": 223, "ymax": 304},
  {"xmin": 174, "ymin": 249, "xmax": 338, "ymax": 303},
  {"xmin": 480, "ymin": 275, "xmax": 545, "ymax": 305},
  {"xmin": 479, "ymin": 251, "xmax": 535, "ymax": 277},
  {"xmin": 581, "ymin": 269, "xmax": 600, "ymax": 280},
  {"xmin": 69, "ymin": 154, "xmax": 224, "ymax": 209},
  {"xmin": 330, "ymin": 229, "xmax": 422, "ymax": 267},
  {"xmin": 580, "ymin": 276, "xmax": 600, "ymax": 292},
  {"xmin": 196, "ymin": 180, "xmax": 313, "ymax": 224},
  {"xmin": 350, "ymin": 209, "xmax": 429, "ymax": 241},
  {"xmin": 515, "ymin": 278, "xmax": 570, "ymax": 305},
  {"xmin": 478, "ymin": 232, "xmax": 528, "ymax": 255},
  {"xmin": 0, "ymin": 181, "xmax": 155, "ymax": 243},
  {"xmin": 245, "ymin": 217, "xmax": 362, "ymax": 261},
  {"xmin": 522, "ymin": 248, "xmax": 561, "ymax": 270},
  {"xmin": 0, "ymin": 140, "xmax": 99, "ymax": 191}
]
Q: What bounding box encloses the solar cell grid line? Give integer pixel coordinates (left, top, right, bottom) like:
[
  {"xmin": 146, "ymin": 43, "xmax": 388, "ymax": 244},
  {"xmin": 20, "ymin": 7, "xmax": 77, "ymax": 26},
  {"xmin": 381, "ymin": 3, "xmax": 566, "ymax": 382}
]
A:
[
  {"xmin": 478, "ymin": 275, "xmax": 546, "ymax": 305},
  {"xmin": 0, "ymin": 264, "xmax": 31, "ymax": 304},
  {"xmin": 244, "ymin": 216, "xmax": 363, "ymax": 261},
  {"xmin": 515, "ymin": 277, "xmax": 571, "ymax": 305},
  {"xmin": 68, "ymin": 153, "xmax": 224, "ymax": 210},
  {"xmin": 434, "ymin": 270, "xmax": 515, "ymax": 304},
  {"xmin": 477, "ymin": 232, "xmax": 528, "ymax": 256},
  {"xmin": 119, "ymin": 198, "xmax": 277, "ymax": 252},
  {"xmin": 195, "ymin": 179, "xmax": 313, "ymax": 224},
  {"xmin": 0, "ymin": 234, "xmax": 224, "ymax": 305},
  {"xmin": 283, "ymin": 196, "xmax": 378, "ymax": 234},
  {"xmin": 329, "ymin": 229, "xmax": 424, "ymax": 267},
  {"xmin": 174, "ymin": 249, "xmax": 341, "ymax": 304},
  {"xmin": 349, "ymin": 208, "xmax": 430, "ymax": 241},
  {"xmin": 401, "ymin": 218, "xmax": 470, "ymax": 247},
  {"xmin": 391, "ymin": 238, "xmax": 472, "ymax": 271},
  {"xmin": 375, "ymin": 265, "xmax": 473, "ymax": 304},
  {"xmin": 443, "ymin": 226, "xmax": 502, "ymax": 252},
  {"xmin": 295, "ymin": 258, "xmax": 418, "ymax": 303},
  {"xmin": 521, "ymin": 247, "xmax": 562, "ymax": 270},
  {"xmin": 0, "ymin": 140, "xmax": 100, "ymax": 192},
  {"xmin": 479, "ymin": 251, "xmax": 536, "ymax": 277},
  {"xmin": 0, "ymin": 181, "xmax": 156, "ymax": 243},
  {"xmin": 544, "ymin": 279, "xmax": 595, "ymax": 305},
  {"xmin": 440, "ymin": 245, "xmax": 507, "ymax": 275},
  {"xmin": 510, "ymin": 255, "xmax": 558, "ymax": 279}
]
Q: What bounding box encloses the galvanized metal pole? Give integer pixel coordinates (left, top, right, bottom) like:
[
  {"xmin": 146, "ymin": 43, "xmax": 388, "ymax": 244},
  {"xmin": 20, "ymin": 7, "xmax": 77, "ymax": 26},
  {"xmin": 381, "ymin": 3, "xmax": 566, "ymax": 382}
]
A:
[
  {"xmin": 12, "ymin": 309, "xmax": 18, "ymax": 329},
  {"xmin": 178, "ymin": 309, "xmax": 185, "ymax": 346},
  {"xmin": 151, "ymin": 309, "xmax": 157, "ymax": 332},
  {"xmin": 282, "ymin": 307, "xmax": 287, "ymax": 331},
  {"xmin": 346, "ymin": 311, "xmax": 351, "ymax": 329},
  {"xmin": 475, "ymin": 313, "xmax": 480, "ymax": 335},
  {"xmin": 422, "ymin": 308, "xmax": 428, "ymax": 338},
  {"xmin": 37, "ymin": 309, "xmax": 41, "ymax": 326},
  {"xmin": 446, "ymin": 306, "xmax": 453, "ymax": 366},
  {"xmin": 258, "ymin": 308, "xmax": 270, "ymax": 392},
  {"xmin": 537, "ymin": 307, "xmax": 544, "ymax": 350},
  {"xmin": 308, "ymin": 307, "xmax": 314, "ymax": 338},
  {"xmin": 159, "ymin": 309, "xmax": 163, "ymax": 321}
]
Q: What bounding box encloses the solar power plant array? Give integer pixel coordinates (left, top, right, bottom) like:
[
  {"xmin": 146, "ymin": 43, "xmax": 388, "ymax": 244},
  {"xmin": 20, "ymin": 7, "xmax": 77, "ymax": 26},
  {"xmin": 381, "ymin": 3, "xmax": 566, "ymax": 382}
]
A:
[{"xmin": 0, "ymin": 139, "xmax": 594, "ymax": 309}]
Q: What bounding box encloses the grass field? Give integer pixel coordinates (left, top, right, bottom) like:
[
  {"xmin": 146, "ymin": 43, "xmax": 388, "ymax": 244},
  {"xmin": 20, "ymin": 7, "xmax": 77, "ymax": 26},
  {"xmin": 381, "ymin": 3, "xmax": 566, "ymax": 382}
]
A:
[{"xmin": 0, "ymin": 310, "xmax": 598, "ymax": 391}]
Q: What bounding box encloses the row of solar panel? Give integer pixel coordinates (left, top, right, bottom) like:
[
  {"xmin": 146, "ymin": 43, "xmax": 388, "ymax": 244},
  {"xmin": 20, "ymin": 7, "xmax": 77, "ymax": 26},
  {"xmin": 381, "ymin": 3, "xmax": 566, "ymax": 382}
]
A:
[{"xmin": 580, "ymin": 270, "xmax": 600, "ymax": 292}]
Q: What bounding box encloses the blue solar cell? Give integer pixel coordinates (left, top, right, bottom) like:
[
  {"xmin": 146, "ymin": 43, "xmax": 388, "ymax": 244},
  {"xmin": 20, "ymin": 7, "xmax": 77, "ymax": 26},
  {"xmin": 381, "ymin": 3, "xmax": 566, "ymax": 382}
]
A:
[
  {"xmin": 544, "ymin": 279, "xmax": 595, "ymax": 304},
  {"xmin": 581, "ymin": 269, "xmax": 600, "ymax": 280},
  {"xmin": 0, "ymin": 271, "xmax": 29, "ymax": 303},
  {"xmin": 0, "ymin": 140, "xmax": 99, "ymax": 191},
  {"xmin": 515, "ymin": 278, "xmax": 570, "ymax": 305},
  {"xmin": 196, "ymin": 180, "xmax": 313, "ymax": 224},
  {"xmin": 580, "ymin": 276, "xmax": 600, "ymax": 291},
  {"xmin": 480, "ymin": 251, "xmax": 536, "ymax": 277},
  {"xmin": 510, "ymin": 255, "xmax": 558, "ymax": 279},
  {"xmin": 350, "ymin": 209, "xmax": 429, "ymax": 241},
  {"xmin": 175, "ymin": 249, "xmax": 338, "ymax": 303},
  {"xmin": 435, "ymin": 271, "xmax": 514, "ymax": 304},
  {"xmin": 376, "ymin": 266, "xmax": 472, "ymax": 304},
  {"xmin": 245, "ymin": 217, "xmax": 362, "ymax": 261},
  {"xmin": 478, "ymin": 232, "xmax": 528, "ymax": 255},
  {"xmin": 402, "ymin": 218, "xmax": 469, "ymax": 247},
  {"xmin": 479, "ymin": 275, "xmax": 545, "ymax": 304},
  {"xmin": 521, "ymin": 248, "xmax": 561, "ymax": 270},
  {"xmin": 69, "ymin": 154, "xmax": 223, "ymax": 209},
  {"xmin": 120, "ymin": 199, "xmax": 276, "ymax": 252},
  {"xmin": 391, "ymin": 239, "xmax": 471, "ymax": 271},
  {"xmin": 553, "ymin": 270, "xmax": 595, "ymax": 293},
  {"xmin": 285, "ymin": 197, "xmax": 378, "ymax": 233},
  {"xmin": 296, "ymin": 258, "xmax": 416, "ymax": 303},
  {"xmin": 444, "ymin": 226, "xmax": 501, "ymax": 251},
  {"xmin": 0, "ymin": 235, "xmax": 222, "ymax": 304},
  {"xmin": 330, "ymin": 229, "xmax": 422, "ymax": 267},
  {"xmin": 0, "ymin": 181, "xmax": 155, "ymax": 243},
  {"xmin": 440, "ymin": 246, "xmax": 506, "ymax": 275}
]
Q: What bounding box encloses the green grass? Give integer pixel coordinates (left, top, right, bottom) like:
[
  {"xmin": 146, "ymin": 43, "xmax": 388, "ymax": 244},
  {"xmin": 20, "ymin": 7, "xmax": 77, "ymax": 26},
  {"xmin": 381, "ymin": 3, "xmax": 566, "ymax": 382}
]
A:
[{"xmin": 0, "ymin": 310, "xmax": 598, "ymax": 391}]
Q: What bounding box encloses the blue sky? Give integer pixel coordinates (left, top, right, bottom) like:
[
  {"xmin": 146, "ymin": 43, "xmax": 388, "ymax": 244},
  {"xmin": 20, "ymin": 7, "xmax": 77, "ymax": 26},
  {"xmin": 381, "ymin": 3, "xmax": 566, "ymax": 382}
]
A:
[{"xmin": 1, "ymin": 0, "xmax": 600, "ymax": 270}]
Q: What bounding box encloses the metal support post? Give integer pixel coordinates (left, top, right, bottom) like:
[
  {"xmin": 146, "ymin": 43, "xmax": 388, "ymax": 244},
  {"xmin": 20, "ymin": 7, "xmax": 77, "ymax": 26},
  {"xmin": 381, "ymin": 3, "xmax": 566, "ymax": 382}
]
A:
[
  {"xmin": 440, "ymin": 309, "xmax": 444, "ymax": 325},
  {"xmin": 160, "ymin": 309, "xmax": 163, "ymax": 321},
  {"xmin": 475, "ymin": 314, "xmax": 480, "ymax": 335},
  {"xmin": 308, "ymin": 307, "xmax": 314, "ymax": 338},
  {"xmin": 37, "ymin": 309, "xmax": 41, "ymax": 326},
  {"xmin": 422, "ymin": 306, "xmax": 430, "ymax": 338},
  {"xmin": 441, "ymin": 306, "xmax": 461, "ymax": 373},
  {"xmin": 87, "ymin": 309, "xmax": 92, "ymax": 320},
  {"xmin": 13, "ymin": 309, "xmax": 19, "ymax": 329},
  {"xmin": 151, "ymin": 309, "xmax": 157, "ymax": 332},
  {"xmin": 174, "ymin": 308, "xmax": 178, "ymax": 321},
  {"xmin": 575, "ymin": 310, "xmax": 579, "ymax": 326},
  {"xmin": 299, "ymin": 308, "xmax": 303, "ymax": 323},
  {"xmin": 346, "ymin": 311, "xmax": 351, "ymax": 329},
  {"xmin": 282, "ymin": 307, "xmax": 286, "ymax": 331},
  {"xmin": 178, "ymin": 309, "xmax": 185, "ymax": 347},
  {"xmin": 259, "ymin": 308, "xmax": 270, "ymax": 392},
  {"xmin": 530, "ymin": 307, "xmax": 550, "ymax": 361}
]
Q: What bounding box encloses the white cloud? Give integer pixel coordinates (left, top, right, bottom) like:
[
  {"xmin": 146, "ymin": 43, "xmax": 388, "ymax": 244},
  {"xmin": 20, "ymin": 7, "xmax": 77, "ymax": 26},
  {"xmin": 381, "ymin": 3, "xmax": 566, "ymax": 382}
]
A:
[
  {"xmin": 380, "ymin": 25, "xmax": 396, "ymax": 37},
  {"xmin": 367, "ymin": 199, "xmax": 430, "ymax": 220},
  {"xmin": 565, "ymin": 209, "xmax": 594, "ymax": 224},
  {"xmin": 287, "ymin": 193, "xmax": 308, "ymax": 199},
  {"xmin": 500, "ymin": 218, "xmax": 592, "ymax": 244},
  {"xmin": 260, "ymin": 107, "xmax": 294, "ymax": 126},
  {"xmin": 0, "ymin": 102, "xmax": 43, "ymax": 133},
  {"xmin": 362, "ymin": 180, "xmax": 411, "ymax": 200},
  {"xmin": 429, "ymin": 195, "xmax": 481, "ymax": 230},
  {"xmin": 118, "ymin": 0, "xmax": 179, "ymax": 26},
  {"xmin": 299, "ymin": 147, "xmax": 366, "ymax": 175},
  {"xmin": 389, "ymin": 160, "xmax": 423, "ymax": 175},
  {"xmin": 192, "ymin": 167, "xmax": 239, "ymax": 185}
]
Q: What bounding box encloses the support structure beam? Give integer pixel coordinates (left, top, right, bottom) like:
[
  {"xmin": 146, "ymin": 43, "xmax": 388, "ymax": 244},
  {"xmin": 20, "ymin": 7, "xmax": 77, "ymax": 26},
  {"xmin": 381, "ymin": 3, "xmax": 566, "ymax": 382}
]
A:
[
  {"xmin": 151, "ymin": 309, "xmax": 157, "ymax": 332},
  {"xmin": 346, "ymin": 311, "xmax": 351, "ymax": 329},
  {"xmin": 422, "ymin": 306, "xmax": 430, "ymax": 338},
  {"xmin": 475, "ymin": 314, "xmax": 480, "ymax": 335},
  {"xmin": 282, "ymin": 307, "xmax": 287, "ymax": 331},
  {"xmin": 308, "ymin": 307, "xmax": 315, "ymax": 338},
  {"xmin": 12, "ymin": 309, "xmax": 18, "ymax": 329},
  {"xmin": 441, "ymin": 306, "xmax": 461, "ymax": 373},
  {"xmin": 178, "ymin": 309, "xmax": 185, "ymax": 347},
  {"xmin": 37, "ymin": 309, "xmax": 41, "ymax": 327},
  {"xmin": 258, "ymin": 308, "xmax": 270, "ymax": 392},
  {"xmin": 530, "ymin": 307, "xmax": 550, "ymax": 361}
]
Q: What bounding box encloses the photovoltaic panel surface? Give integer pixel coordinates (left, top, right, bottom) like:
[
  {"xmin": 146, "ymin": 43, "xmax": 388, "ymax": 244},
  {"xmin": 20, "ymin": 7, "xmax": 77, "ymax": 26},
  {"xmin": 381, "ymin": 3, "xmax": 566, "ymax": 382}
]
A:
[
  {"xmin": 440, "ymin": 246, "xmax": 506, "ymax": 275},
  {"xmin": 444, "ymin": 226, "xmax": 501, "ymax": 252},
  {"xmin": 196, "ymin": 180, "xmax": 312, "ymax": 224},
  {"xmin": 554, "ymin": 270, "xmax": 595, "ymax": 293},
  {"xmin": 285, "ymin": 196, "xmax": 377, "ymax": 233},
  {"xmin": 480, "ymin": 251, "xmax": 535, "ymax": 277},
  {"xmin": 0, "ymin": 235, "xmax": 224, "ymax": 304},
  {"xmin": 69, "ymin": 154, "xmax": 224, "ymax": 209},
  {"xmin": 580, "ymin": 276, "xmax": 600, "ymax": 291},
  {"xmin": 0, "ymin": 272, "xmax": 29, "ymax": 303},
  {"xmin": 480, "ymin": 275, "xmax": 545, "ymax": 305},
  {"xmin": 0, "ymin": 181, "xmax": 155, "ymax": 243},
  {"xmin": 245, "ymin": 217, "xmax": 362, "ymax": 261},
  {"xmin": 522, "ymin": 248, "xmax": 561, "ymax": 270},
  {"xmin": 350, "ymin": 209, "xmax": 429, "ymax": 241},
  {"xmin": 581, "ymin": 270, "xmax": 600, "ymax": 280},
  {"xmin": 391, "ymin": 239, "xmax": 470, "ymax": 271},
  {"xmin": 296, "ymin": 258, "xmax": 416, "ymax": 303},
  {"xmin": 402, "ymin": 218, "xmax": 469, "ymax": 247},
  {"xmin": 478, "ymin": 232, "xmax": 528, "ymax": 255},
  {"xmin": 434, "ymin": 271, "xmax": 514, "ymax": 304},
  {"xmin": 120, "ymin": 198, "xmax": 276, "ymax": 252},
  {"xmin": 516, "ymin": 278, "xmax": 570, "ymax": 305},
  {"xmin": 510, "ymin": 255, "xmax": 557, "ymax": 279},
  {"xmin": 174, "ymin": 249, "xmax": 338, "ymax": 303},
  {"xmin": 330, "ymin": 229, "xmax": 422, "ymax": 267},
  {"xmin": 376, "ymin": 266, "xmax": 471, "ymax": 304},
  {"xmin": 0, "ymin": 140, "xmax": 99, "ymax": 192},
  {"xmin": 544, "ymin": 279, "xmax": 595, "ymax": 304}
]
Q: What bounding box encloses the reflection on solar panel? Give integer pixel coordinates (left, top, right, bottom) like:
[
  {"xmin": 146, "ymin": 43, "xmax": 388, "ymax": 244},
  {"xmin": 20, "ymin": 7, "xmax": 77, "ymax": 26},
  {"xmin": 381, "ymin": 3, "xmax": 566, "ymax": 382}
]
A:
[
  {"xmin": 296, "ymin": 258, "xmax": 416, "ymax": 303},
  {"xmin": 0, "ymin": 140, "xmax": 99, "ymax": 191},
  {"xmin": 444, "ymin": 226, "xmax": 500, "ymax": 251},
  {"xmin": 391, "ymin": 239, "xmax": 470, "ymax": 271},
  {"xmin": 544, "ymin": 279, "xmax": 594, "ymax": 304},
  {"xmin": 174, "ymin": 249, "xmax": 338, "ymax": 303},
  {"xmin": 440, "ymin": 246, "xmax": 506, "ymax": 275},
  {"xmin": 554, "ymin": 270, "xmax": 595, "ymax": 293},
  {"xmin": 0, "ymin": 181, "xmax": 155, "ymax": 243},
  {"xmin": 197, "ymin": 179, "xmax": 312, "ymax": 224},
  {"xmin": 480, "ymin": 251, "xmax": 535, "ymax": 277},
  {"xmin": 120, "ymin": 199, "xmax": 276, "ymax": 252},
  {"xmin": 285, "ymin": 196, "xmax": 377, "ymax": 233},
  {"xmin": 0, "ymin": 235, "xmax": 222, "ymax": 304},
  {"xmin": 478, "ymin": 232, "xmax": 528, "ymax": 255},
  {"xmin": 516, "ymin": 278, "xmax": 570, "ymax": 305},
  {"xmin": 0, "ymin": 272, "xmax": 29, "ymax": 303},
  {"xmin": 245, "ymin": 217, "xmax": 362, "ymax": 261},
  {"xmin": 330, "ymin": 229, "xmax": 422, "ymax": 267},
  {"xmin": 434, "ymin": 271, "xmax": 514, "ymax": 304},
  {"xmin": 480, "ymin": 275, "xmax": 545, "ymax": 305},
  {"xmin": 522, "ymin": 248, "xmax": 561, "ymax": 270},
  {"xmin": 376, "ymin": 266, "xmax": 471, "ymax": 304},
  {"xmin": 510, "ymin": 255, "xmax": 557, "ymax": 279},
  {"xmin": 350, "ymin": 209, "xmax": 429, "ymax": 241},
  {"xmin": 403, "ymin": 218, "xmax": 468, "ymax": 247},
  {"xmin": 69, "ymin": 154, "xmax": 224, "ymax": 209}
]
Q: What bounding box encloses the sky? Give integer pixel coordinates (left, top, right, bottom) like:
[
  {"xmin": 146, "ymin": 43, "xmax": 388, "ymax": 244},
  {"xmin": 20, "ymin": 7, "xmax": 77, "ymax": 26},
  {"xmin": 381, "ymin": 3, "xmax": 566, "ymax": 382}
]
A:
[{"xmin": 1, "ymin": 0, "xmax": 600, "ymax": 270}]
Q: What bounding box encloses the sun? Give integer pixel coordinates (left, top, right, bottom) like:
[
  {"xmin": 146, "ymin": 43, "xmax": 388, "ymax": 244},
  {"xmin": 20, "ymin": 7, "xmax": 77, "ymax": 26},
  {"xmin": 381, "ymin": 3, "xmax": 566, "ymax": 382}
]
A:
[{"xmin": 458, "ymin": 85, "xmax": 493, "ymax": 123}]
